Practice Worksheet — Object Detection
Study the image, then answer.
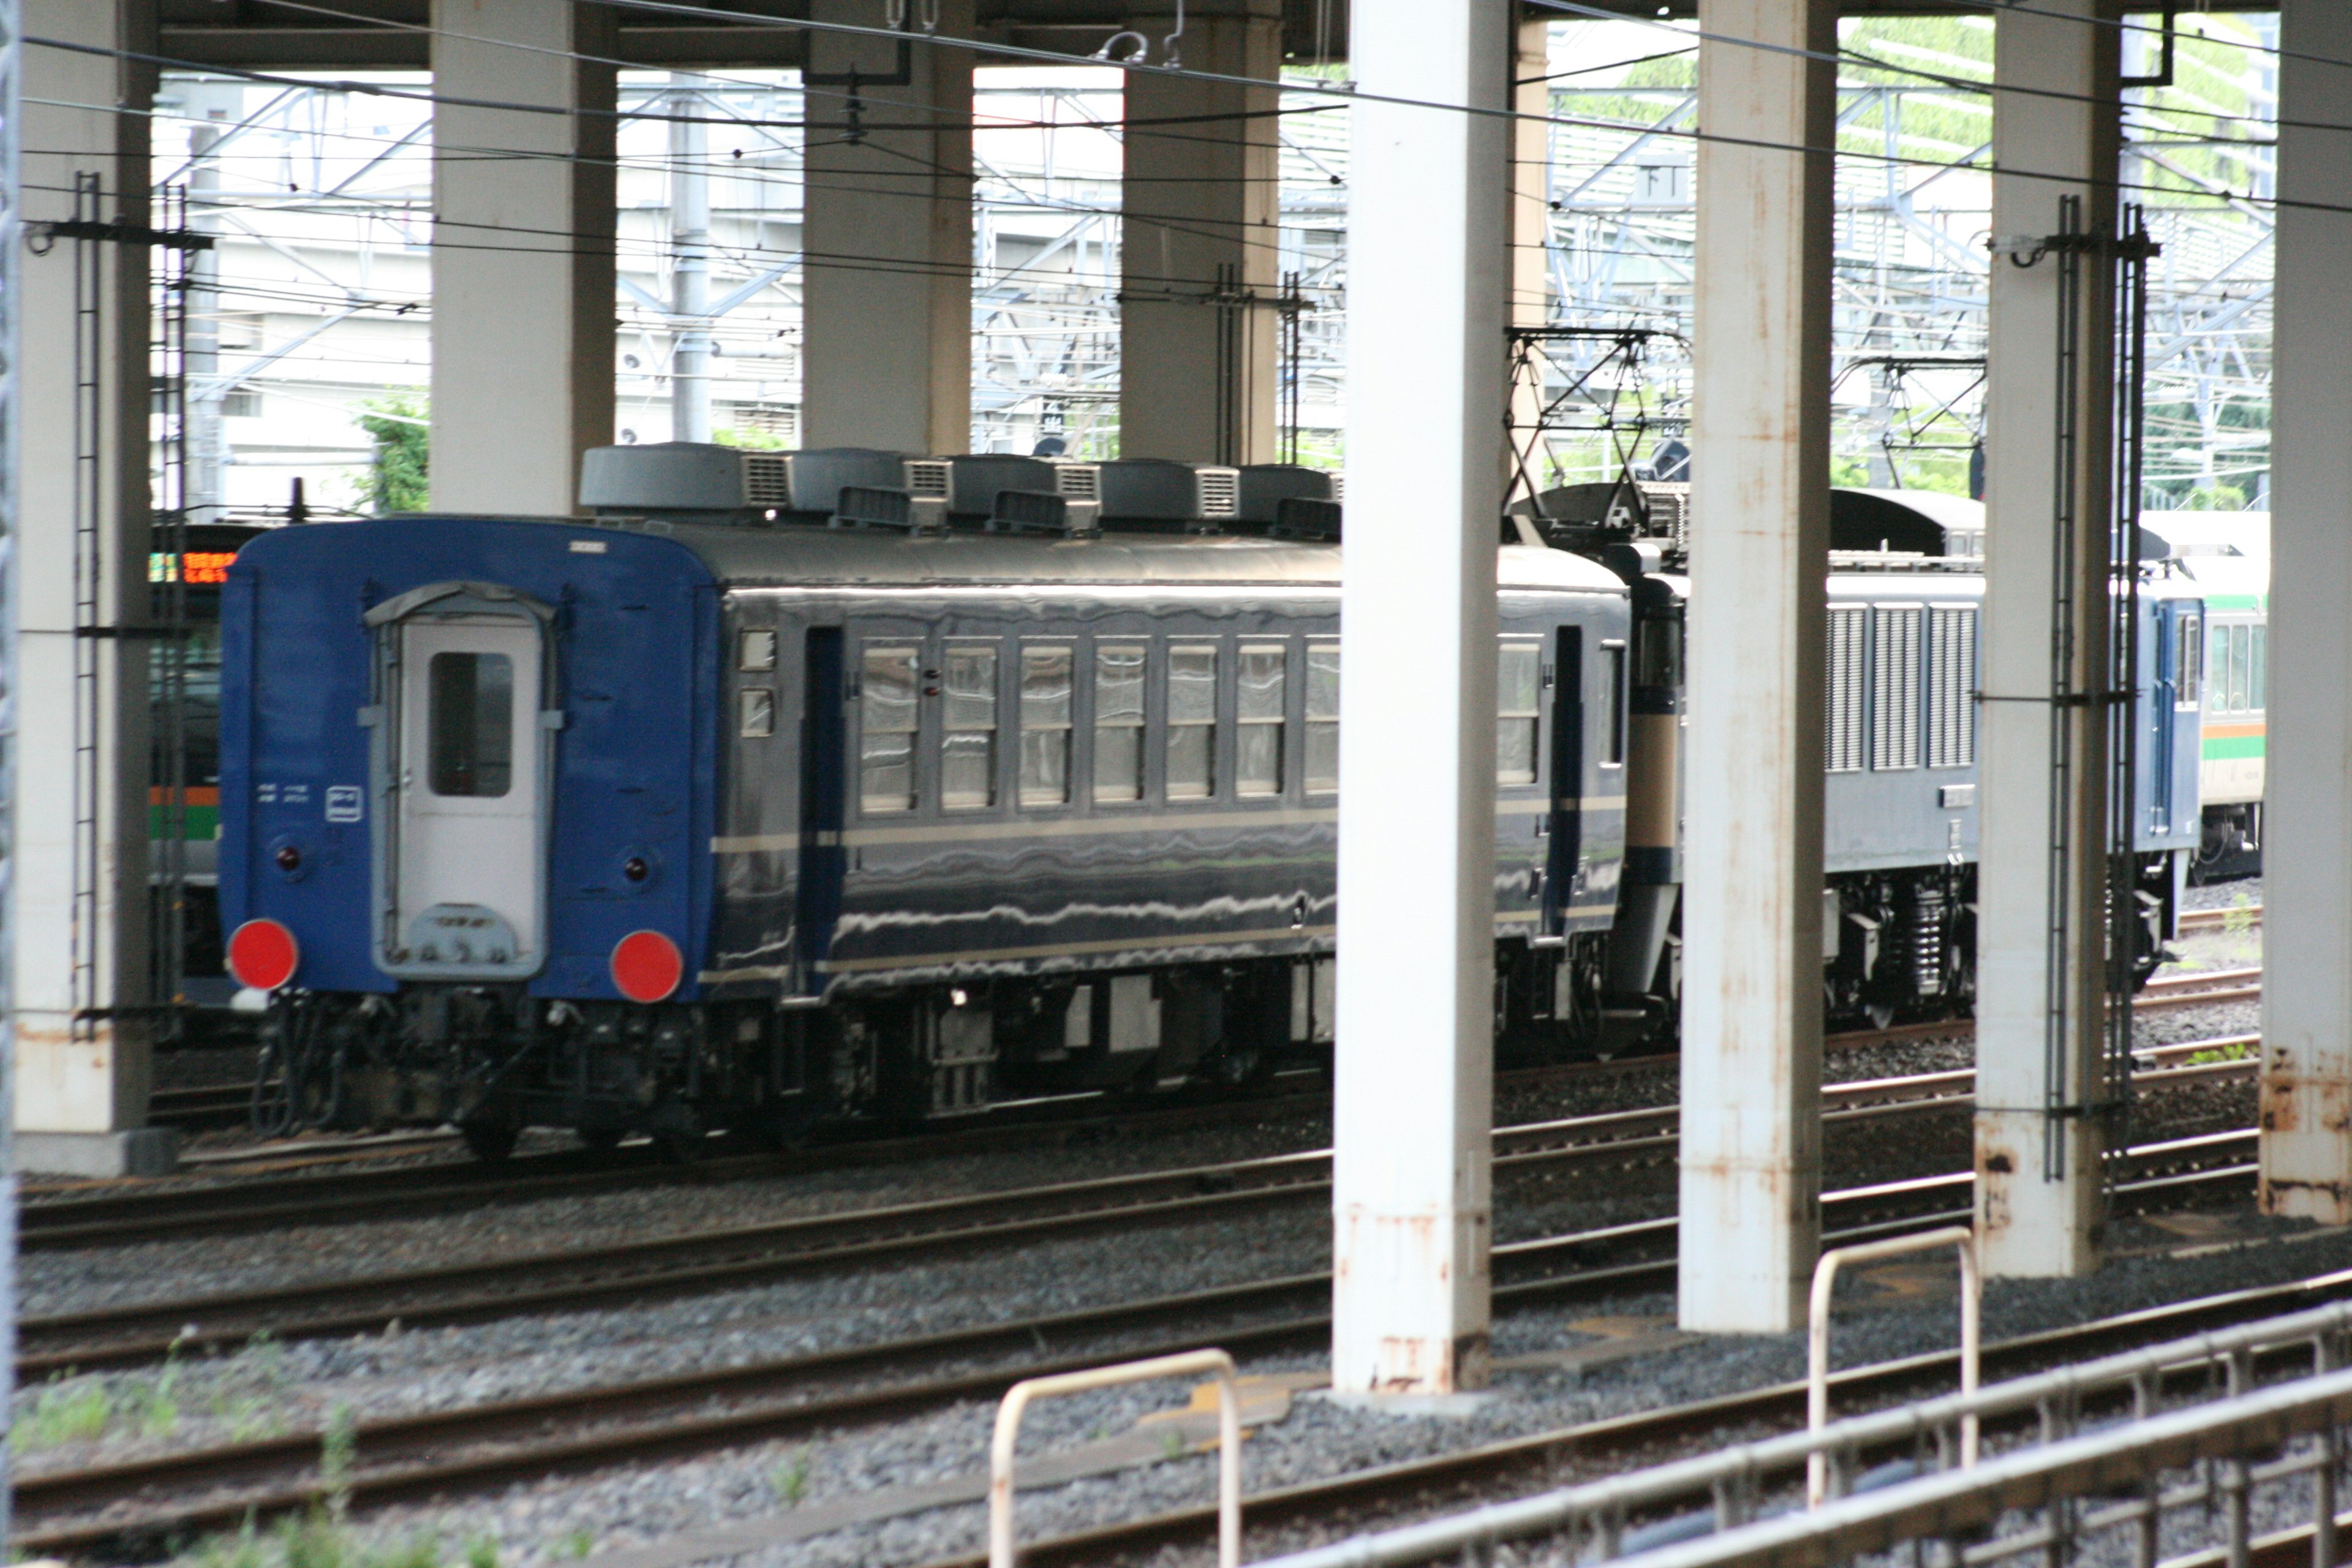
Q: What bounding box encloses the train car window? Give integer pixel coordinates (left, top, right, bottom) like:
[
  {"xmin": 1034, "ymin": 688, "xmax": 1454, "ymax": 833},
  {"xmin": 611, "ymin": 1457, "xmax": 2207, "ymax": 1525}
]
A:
[
  {"xmin": 1020, "ymin": 644, "xmax": 1074, "ymax": 807},
  {"xmin": 1238, "ymin": 644, "xmax": 1287, "ymax": 796},
  {"xmin": 739, "ymin": 628, "xmax": 777, "ymax": 672},
  {"xmin": 2252, "ymin": 624, "xmax": 2266, "ymax": 712},
  {"xmin": 942, "ymin": 644, "xmax": 1000, "ymax": 810},
  {"xmin": 1603, "ymin": 643, "xmax": 1627, "ymax": 766},
  {"xmin": 738, "ymin": 687, "xmax": 776, "ymax": 739},
  {"xmin": 859, "ymin": 646, "xmax": 919, "ymax": 813},
  {"xmin": 1825, "ymin": 608, "xmax": 1866, "ymax": 773},
  {"xmin": 2177, "ymin": 612, "xmax": 2203, "ymax": 709},
  {"xmin": 1927, "ymin": 606, "xmax": 1977, "ymax": 769},
  {"xmin": 427, "ymin": 652, "xmax": 514, "ymax": 797},
  {"xmin": 1305, "ymin": 639, "xmax": 1340, "ymax": 794},
  {"xmin": 1498, "ymin": 640, "xmax": 1542, "ymax": 784},
  {"xmin": 2227, "ymin": 623, "xmax": 2250, "ymax": 714},
  {"xmin": 1167, "ymin": 644, "xmax": 1219, "ymax": 799},
  {"xmin": 1093, "ymin": 643, "xmax": 1147, "ymax": 803},
  {"xmin": 1870, "ymin": 607, "xmax": 1922, "ymax": 771}
]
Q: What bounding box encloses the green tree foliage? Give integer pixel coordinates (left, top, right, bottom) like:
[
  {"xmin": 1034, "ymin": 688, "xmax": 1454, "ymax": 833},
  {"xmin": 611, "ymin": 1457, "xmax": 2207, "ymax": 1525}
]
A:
[{"xmin": 357, "ymin": 393, "xmax": 429, "ymax": 513}]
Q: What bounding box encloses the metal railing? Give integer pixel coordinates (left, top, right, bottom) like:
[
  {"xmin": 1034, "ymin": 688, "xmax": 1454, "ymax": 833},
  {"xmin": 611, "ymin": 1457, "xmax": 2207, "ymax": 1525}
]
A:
[
  {"xmin": 1252, "ymin": 1296, "xmax": 2352, "ymax": 1568},
  {"xmin": 1808, "ymin": 1226, "xmax": 1980, "ymax": 1505},
  {"xmin": 989, "ymin": 1348, "xmax": 1242, "ymax": 1568}
]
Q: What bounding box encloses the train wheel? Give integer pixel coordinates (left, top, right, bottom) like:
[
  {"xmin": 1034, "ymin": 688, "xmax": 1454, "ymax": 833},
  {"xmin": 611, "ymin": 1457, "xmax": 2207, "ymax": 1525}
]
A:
[{"xmin": 459, "ymin": 1116, "xmax": 521, "ymax": 1163}]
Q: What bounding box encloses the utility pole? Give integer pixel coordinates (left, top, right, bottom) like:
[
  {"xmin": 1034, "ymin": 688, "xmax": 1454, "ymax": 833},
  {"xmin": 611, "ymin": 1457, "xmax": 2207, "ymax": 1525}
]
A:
[{"xmin": 669, "ymin": 72, "xmax": 711, "ymax": 443}]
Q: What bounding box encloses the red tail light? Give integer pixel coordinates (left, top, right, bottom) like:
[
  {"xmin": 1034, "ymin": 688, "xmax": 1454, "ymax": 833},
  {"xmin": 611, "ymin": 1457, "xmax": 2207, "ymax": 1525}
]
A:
[
  {"xmin": 227, "ymin": 919, "xmax": 300, "ymax": 991},
  {"xmin": 611, "ymin": 930, "xmax": 684, "ymax": 1003}
]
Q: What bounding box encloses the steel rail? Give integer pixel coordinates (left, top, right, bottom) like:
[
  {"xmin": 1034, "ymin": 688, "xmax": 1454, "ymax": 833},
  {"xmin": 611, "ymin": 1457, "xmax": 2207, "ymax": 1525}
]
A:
[{"xmin": 8, "ymin": 1137, "xmax": 2264, "ymax": 1556}]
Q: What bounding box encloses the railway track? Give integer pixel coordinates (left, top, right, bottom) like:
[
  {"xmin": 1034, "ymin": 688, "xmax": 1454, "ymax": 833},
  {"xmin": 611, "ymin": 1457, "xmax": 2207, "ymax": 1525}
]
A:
[
  {"xmin": 10, "ymin": 1129, "xmax": 2264, "ymax": 1558},
  {"xmin": 18, "ymin": 1044, "xmax": 2256, "ymax": 1377},
  {"xmin": 2178, "ymin": 902, "xmax": 2263, "ymax": 934}
]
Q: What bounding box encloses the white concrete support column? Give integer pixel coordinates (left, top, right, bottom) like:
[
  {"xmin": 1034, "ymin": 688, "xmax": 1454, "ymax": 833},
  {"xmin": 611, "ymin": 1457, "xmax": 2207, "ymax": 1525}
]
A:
[
  {"xmin": 669, "ymin": 72, "xmax": 712, "ymax": 445},
  {"xmin": 800, "ymin": 0, "xmax": 972, "ymax": 456},
  {"xmin": 15, "ymin": 0, "xmax": 172, "ymax": 1176},
  {"xmin": 1972, "ymin": 0, "xmax": 2120, "ymax": 1279},
  {"xmin": 2260, "ymin": 0, "xmax": 2352, "ymax": 1222},
  {"xmin": 1676, "ymin": 0, "xmax": 1834, "ymax": 1335},
  {"xmin": 1330, "ymin": 0, "xmax": 1506, "ymax": 1399},
  {"xmin": 429, "ymin": 0, "xmax": 616, "ymax": 514},
  {"xmin": 1117, "ymin": 1, "xmax": 1280, "ymax": 465}
]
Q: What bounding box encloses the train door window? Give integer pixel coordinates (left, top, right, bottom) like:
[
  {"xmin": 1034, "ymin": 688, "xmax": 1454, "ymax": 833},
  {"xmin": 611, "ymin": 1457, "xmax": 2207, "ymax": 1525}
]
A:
[
  {"xmin": 1305, "ymin": 638, "xmax": 1340, "ymax": 794},
  {"xmin": 2251, "ymin": 624, "xmax": 2267, "ymax": 712},
  {"xmin": 738, "ymin": 687, "xmax": 776, "ymax": 739},
  {"xmin": 428, "ymin": 652, "xmax": 514, "ymax": 797},
  {"xmin": 1167, "ymin": 643, "xmax": 1219, "ymax": 799},
  {"xmin": 1602, "ymin": 642, "xmax": 1627, "ymax": 766},
  {"xmin": 1825, "ymin": 608, "xmax": 1866, "ymax": 773},
  {"xmin": 859, "ymin": 645, "xmax": 919, "ymax": 813},
  {"xmin": 941, "ymin": 643, "xmax": 1000, "ymax": 810},
  {"xmin": 739, "ymin": 628, "xmax": 777, "ymax": 672},
  {"xmin": 2177, "ymin": 612, "xmax": 2202, "ymax": 708},
  {"xmin": 1237, "ymin": 643, "xmax": 1287, "ymax": 796},
  {"xmin": 2227, "ymin": 623, "xmax": 2250, "ymax": 713},
  {"xmin": 1093, "ymin": 642, "xmax": 1147, "ymax": 803},
  {"xmin": 1497, "ymin": 639, "xmax": 1542, "ymax": 784},
  {"xmin": 1869, "ymin": 606, "xmax": 1923, "ymax": 771},
  {"xmin": 1019, "ymin": 644, "xmax": 1074, "ymax": 807},
  {"xmin": 1926, "ymin": 606, "xmax": 1977, "ymax": 768}
]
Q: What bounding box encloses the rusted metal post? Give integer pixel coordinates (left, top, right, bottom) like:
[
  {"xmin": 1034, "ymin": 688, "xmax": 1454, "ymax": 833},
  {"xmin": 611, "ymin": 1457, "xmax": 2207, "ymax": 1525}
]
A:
[
  {"xmin": 1974, "ymin": 0, "xmax": 2122, "ymax": 1280},
  {"xmin": 2261, "ymin": 0, "xmax": 2352, "ymax": 1228},
  {"xmin": 1678, "ymin": 0, "xmax": 1835, "ymax": 1334},
  {"xmin": 1330, "ymin": 0, "xmax": 1506, "ymax": 1396}
]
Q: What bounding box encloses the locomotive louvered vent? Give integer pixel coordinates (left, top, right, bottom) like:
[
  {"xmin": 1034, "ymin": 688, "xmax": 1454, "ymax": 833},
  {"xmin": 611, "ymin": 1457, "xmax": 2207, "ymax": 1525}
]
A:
[
  {"xmin": 1635, "ymin": 481, "xmax": 1690, "ymax": 551},
  {"xmin": 1927, "ymin": 605, "xmax": 1978, "ymax": 768},
  {"xmin": 1825, "ymin": 608, "xmax": 1867, "ymax": 774},
  {"xmin": 988, "ymin": 488, "xmax": 1099, "ymax": 537},
  {"xmin": 742, "ymin": 454, "xmax": 791, "ymax": 505},
  {"xmin": 905, "ymin": 459, "xmax": 952, "ymax": 499},
  {"xmin": 1196, "ymin": 468, "xmax": 1241, "ymax": 517},
  {"xmin": 1235, "ymin": 464, "xmax": 1340, "ymax": 525},
  {"xmin": 1870, "ymin": 606, "xmax": 1923, "ymax": 771},
  {"xmin": 831, "ymin": 486, "xmax": 916, "ymax": 530},
  {"xmin": 1053, "ymin": 464, "xmax": 1101, "ymax": 502}
]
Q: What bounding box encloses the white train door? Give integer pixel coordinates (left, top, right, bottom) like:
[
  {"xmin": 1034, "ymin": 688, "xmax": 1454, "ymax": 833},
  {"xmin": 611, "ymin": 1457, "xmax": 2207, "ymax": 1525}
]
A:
[{"xmin": 380, "ymin": 609, "xmax": 548, "ymax": 976}]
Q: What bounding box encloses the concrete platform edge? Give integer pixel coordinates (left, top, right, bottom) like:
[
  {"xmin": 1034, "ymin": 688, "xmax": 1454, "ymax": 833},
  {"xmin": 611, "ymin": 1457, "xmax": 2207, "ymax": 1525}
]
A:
[{"xmin": 15, "ymin": 1127, "xmax": 180, "ymax": 1177}]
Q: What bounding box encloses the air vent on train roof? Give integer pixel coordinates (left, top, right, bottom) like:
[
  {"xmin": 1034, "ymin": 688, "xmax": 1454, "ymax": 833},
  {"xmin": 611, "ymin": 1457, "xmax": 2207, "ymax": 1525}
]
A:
[
  {"xmin": 579, "ymin": 442, "xmax": 909, "ymax": 523},
  {"xmin": 1235, "ymin": 464, "xmax": 1341, "ymax": 526},
  {"xmin": 1091, "ymin": 459, "xmax": 1242, "ymax": 532}
]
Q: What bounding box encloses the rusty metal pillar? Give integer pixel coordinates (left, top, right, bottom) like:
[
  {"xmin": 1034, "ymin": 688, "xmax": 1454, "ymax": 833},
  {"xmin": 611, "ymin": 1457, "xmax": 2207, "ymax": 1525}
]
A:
[
  {"xmin": 2260, "ymin": 0, "xmax": 2352, "ymax": 1223},
  {"xmin": 1676, "ymin": 0, "xmax": 1835, "ymax": 1335},
  {"xmin": 1330, "ymin": 0, "xmax": 1506, "ymax": 1398},
  {"xmin": 1973, "ymin": 0, "xmax": 2122, "ymax": 1278}
]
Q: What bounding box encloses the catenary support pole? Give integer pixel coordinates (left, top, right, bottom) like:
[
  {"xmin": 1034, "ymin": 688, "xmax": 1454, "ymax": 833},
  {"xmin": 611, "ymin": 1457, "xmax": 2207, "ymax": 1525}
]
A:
[
  {"xmin": 1507, "ymin": 17, "xmax": 1551, "ymax": 462},
  {"xmin": 429, "ymin": 0, "xmax": 617, "ymax": 514},
  {"xmin": 2, "ymin": 0, "xmax": 25, "ymax": 1530},
  {"xmin": 800, "ymin": 0, "xmax": 972, "ymax": 456},
  {"xmin": 1330, "ymin": 0, "xmax": 1504, "ymax": 1398},
  {"xmin": 2260, "ymin": 0, "xmax": 2352, "ymax": 1223},
  {"xmin": 12, "ymin": 0, "xmax": 169, "ymax": 1179},
  {"xmin": 669, "ymin": 71, "xmax": 711, "ymax": 445},
  {"xmin": 1117, "ymin": 0, "xmax": 1280, "ymax": 466},
  {"xmin": 1973, "ymin": 0, "xmax": 2121, "ymax": 1279},
  {"xmin": 1676, "ymin": 0, "xmax": 1834, "ymax": 1335}
]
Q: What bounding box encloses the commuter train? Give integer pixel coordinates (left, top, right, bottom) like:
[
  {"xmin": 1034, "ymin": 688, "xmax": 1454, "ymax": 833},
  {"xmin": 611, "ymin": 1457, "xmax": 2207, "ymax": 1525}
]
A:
[
  {"xmin": 215, "ymin": 448, "xmax": 2204, "ymax": 1156},
  {"xmin": 2140, "ymin": 513, "xmax": 2268, "ymax": 881}
]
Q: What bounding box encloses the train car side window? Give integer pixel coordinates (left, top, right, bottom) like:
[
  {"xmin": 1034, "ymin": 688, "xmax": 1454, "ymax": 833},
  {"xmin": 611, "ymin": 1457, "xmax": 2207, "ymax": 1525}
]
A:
[
  {"xmin": 739, "ymin": 628, "xmax": 777, "ymax": 672},
  {"xmin": 1093, "ymin": 642, "xmax": 1147, "ymax": 803},
  {"xmin": 1870, "ymin": 606, "xmax": 1923, "ymax": 771},
  {"xmin": 738, "ymin": 687, "xmax": 776, "ymax": 739},
  {"xmin": 859, "ymin": 645, "xmax": 919, "ymax": 813},
  {"xmin": 428, "ymin": 651, "xmax": 514, "ymax": 797},
  {"xmin": 2177, "ymin": 612, "xmax": 2203, "ymax": 709},
  {"xmin": 1020, "ymin": 644, "xmax": 1074, "ymax": 807},
  {"xmin": 1167, "ymin": 643, "xmax": 1219, "ymax": 799},
  {"xmin": 1826, "ymin": 608, "xmax": 1867, "ymax": 772},
  {"xmin": 2227, "ymin": 623, "xmax": 2250, "ymax": 713},
  {"xmin": 1237, "ymin": 643, "xmax": 1287, "ymax": 796},
  {"xmin": 2252, "ymin": 624, "xmax": 2266, "ymax": 712},
  {"xmin": 1602, "ymin": 642, "xmax": 1627, "ymax": 766},
  {"xmin": 1926, "ymin": 605, "xmax": 1976, "ymax": 769},
  {"xmin": 1305, "ymin": 639, "xmax": 1340, "ymax": 794},
  {"xmin": 941, "ymin": 643, "xmax": 1000, "ymax": 810},
  {"xmin": 1497, "ymin": 639, "xmax": 1542, "ymax": 784}
]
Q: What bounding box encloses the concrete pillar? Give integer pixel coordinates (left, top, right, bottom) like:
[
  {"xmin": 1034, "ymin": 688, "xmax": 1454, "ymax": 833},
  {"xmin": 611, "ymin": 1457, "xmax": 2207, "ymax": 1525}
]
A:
[
  {"xmin": 669, "ymin": 72, "xmax": 712, "ymax": 445},
  {"xmin": 1331, "ymin": 0, "xmax": 1506, "ymax": 1400},
  {"xmin": 1117, "ymin": 1, "xmax": 1280, "ymax": 465},
  {"xmin": 2260, "ymin": 0, "xmax": 2352, "ymax": 1223},
  {"xmin": 429, "ymin": 0, "xmax": 616, "ymax": 514},
  {"xmin": 1972, "ymin": 0, "xmax": 2120, "ymax": 1278},
  {"xmin": 801, "ymin": 0, "xmax": 972, "ymax": 456},
  {"xmin": 15, "ymin": 0, "xmax": 172, "ymax": 1175},
  {"xmin": 1676, "ymin": 0, "xmax": 1834, "ymax": 1335}
]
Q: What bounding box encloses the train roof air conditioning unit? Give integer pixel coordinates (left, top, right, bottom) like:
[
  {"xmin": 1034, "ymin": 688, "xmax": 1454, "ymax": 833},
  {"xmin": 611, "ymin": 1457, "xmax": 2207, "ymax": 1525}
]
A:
[
  {"xmin": 1093, "ymin": 459, "xmax": 1242, "ymax": 532},
  {"xmin": 1235, "ymin": 464, "xmax": 1342, "ymax": 527},
  {"xmin": 914, "ymin": 454, "xmax": 1103, "ymax": 522},
  {"xmin": 580, "ymin": 443, "xmax": 909, "ymax": 523}
]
